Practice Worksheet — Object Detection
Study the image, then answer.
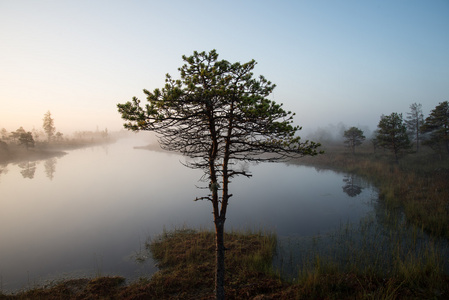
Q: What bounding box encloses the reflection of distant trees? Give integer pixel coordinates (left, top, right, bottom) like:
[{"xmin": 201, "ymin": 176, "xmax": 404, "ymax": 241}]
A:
[
  {"xmin": 342, "ymin": 174, "xmax": 364, "ymax": 197},
  {"xmin": 44, "ymin": 158, "xmax": 57, "ymax": 180},
  {"xmin": 0, "ymin": 164, "xmax": 8, "ymax": 183},
  {"xmin": 18, "ymin": 161, "xmax": 37, "ymax": 179}
]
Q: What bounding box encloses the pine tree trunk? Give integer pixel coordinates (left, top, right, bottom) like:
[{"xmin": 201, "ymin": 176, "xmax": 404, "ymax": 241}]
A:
[
  {"xmin": 416, "ymin": 131, "xmax": 419, "ymax": 152},
  {"xmin": 214, "ymin": 219, "xmax": 225, "ymax": 300}
]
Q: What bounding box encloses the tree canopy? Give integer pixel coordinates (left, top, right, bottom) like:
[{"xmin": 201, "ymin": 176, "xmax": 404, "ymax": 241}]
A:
[
  {"xmin": 405, "ymin": 103, "xmax": 424, "ymax": 152},
  {"xmin": 18, "ymin": 132, "xmax": 35, "ymax": 150},
  {"xmin": 10, "ymin": 127, "xmax": 26, "ymax": 142},
  {"xmin": 376, "ymin": 112, "xmax": 411, "ymax": 162},
  {"xmin": 421, "ymin": 101, "xmax": 449, "ymax": 156},
  {"xmin": 343, "ymin": 126, "xmax": 365, "ymax": 154},
  {"xmin": 117, "ymin": 50, "xmax": 321, "ymax": 299},
  {"xmin": 43, "ymin": 111, "xmax": 55, "ymax": 142}
]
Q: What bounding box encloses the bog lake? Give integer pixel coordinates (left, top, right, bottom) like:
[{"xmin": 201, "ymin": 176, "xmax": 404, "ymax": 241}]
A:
[{"xmin": 0, "ymin": 137, "xmax": 447, "ymax": 292}]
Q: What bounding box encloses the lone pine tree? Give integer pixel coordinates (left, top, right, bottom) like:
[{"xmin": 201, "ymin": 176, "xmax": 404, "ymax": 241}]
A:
[{"xmin": 117, "ymin": 50, "xmax": 321, "ymax": 299}]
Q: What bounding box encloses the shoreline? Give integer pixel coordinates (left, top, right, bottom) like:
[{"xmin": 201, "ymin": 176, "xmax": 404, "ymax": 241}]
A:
[{"xmin": 0, "ymin": 139, "xmax": 117, "ymax": 166}]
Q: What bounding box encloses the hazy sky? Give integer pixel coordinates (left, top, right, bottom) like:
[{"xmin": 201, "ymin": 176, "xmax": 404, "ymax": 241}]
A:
[{"xmin": 1, "ymin": 0, "xmax": 448, "ymax": 137}]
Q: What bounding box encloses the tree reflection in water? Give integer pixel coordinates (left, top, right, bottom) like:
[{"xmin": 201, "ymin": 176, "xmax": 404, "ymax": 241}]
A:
[
  {"xmin": 14, "ymin": 157, "xmax": 59, "ymax": 180},
  {"xmin": 342, "ymin": 174, "xmax": 363, "ymax": 197},
  {"xmin": 0, "ymin": 164, "xmax": 8, "ymax": 183},
  {"xmin": 44, "ymin": 158, "xmax": 57, "ymax": 180},
  {"xmin": 18, "ymin": 161, "xmax": 37, "ymax": 179}
]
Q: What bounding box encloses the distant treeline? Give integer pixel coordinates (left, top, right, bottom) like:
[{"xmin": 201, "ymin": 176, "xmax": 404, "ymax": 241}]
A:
[
  {"xmin": 0, "ymin": 110, "xmax": 113, "ymax": 147},
  {"xmin": 0, "ymin": 111, "xmax": 117, "ymax": 164},
  {"xmin": 0, "ymin": 127, "xmax": 110, "ymax": 146},
  {"xmin": 309, "ymin": 101, "xmax": 449, "ymax": 162}
]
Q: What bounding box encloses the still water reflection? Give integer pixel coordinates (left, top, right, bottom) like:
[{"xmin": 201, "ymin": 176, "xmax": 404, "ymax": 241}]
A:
[
  {"xmin": 342, "ymin": 174, "xmax": 367, "ymax": 197},
  {"xmin": 18, "ymin": 161, "xmax": 37, "ymax": 179},
  {"xmin": 0, "ymin": 138, "xmax": 377, "ymax": 292}
]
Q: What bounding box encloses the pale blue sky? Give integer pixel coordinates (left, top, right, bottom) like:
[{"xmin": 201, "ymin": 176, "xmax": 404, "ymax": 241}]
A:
[{"xmin": 1, "ymin": 0, "xmax": 448, "ymax": 137}]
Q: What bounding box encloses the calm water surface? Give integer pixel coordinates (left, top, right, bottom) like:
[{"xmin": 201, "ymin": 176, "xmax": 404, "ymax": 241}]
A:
[{"xmin": 0, "ymin": 138, "xmax": 377, "ymax": 292}]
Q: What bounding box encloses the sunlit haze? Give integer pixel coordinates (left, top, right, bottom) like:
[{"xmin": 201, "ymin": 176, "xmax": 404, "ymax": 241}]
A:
[{"xmin": 1, "ymin": 0, "xmax": 448, "ymax": 137}]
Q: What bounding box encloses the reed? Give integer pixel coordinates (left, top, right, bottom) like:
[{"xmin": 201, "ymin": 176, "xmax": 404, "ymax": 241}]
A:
[{"xmin": 276, "ymin": 206, "xmax": 449, "ymax": 299}]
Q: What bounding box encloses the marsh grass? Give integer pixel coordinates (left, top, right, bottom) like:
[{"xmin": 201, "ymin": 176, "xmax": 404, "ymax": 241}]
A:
[
  {"xmin": 129, "ymin": 227, "xmax": 282, "ymax": 299},
  {"xmin": 296, "ymin": 143, "xmax": 449, "ymax": 239},
  {"xmin": 93, "ymin": 253, "xmax": 103, "ymax": 278},
  {"xmin": 275, "ymin": 213, "xmax": 449, "ymax": 299},
  {"xmin": 2, "ymin": 227, "xmax": 448, "ymax": 299}
]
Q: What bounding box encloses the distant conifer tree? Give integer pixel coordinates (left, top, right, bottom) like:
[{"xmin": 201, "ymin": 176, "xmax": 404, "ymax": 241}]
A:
[
  {"xmin": 43, "ymin": 111, "xmax": 56, "ymax": 142},
  {"xmin": 376, "ymin": 112, "xmax": 411, "ymax": 163},
  {"xmin": 343, "ymin": 126, "xmax": 365, "ymax": 154}
]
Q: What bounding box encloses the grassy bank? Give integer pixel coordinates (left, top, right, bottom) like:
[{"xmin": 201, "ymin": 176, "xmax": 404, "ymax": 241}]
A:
[
  {"xmin": 2, "ymin": 228, "xmax": 448, "ymax": 299},
  {"xmin": 294, "ymin": 143, "xmax": 449, "ymax": 239}
]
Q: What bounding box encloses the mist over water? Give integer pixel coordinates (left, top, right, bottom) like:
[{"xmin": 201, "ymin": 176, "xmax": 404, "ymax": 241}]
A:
[{"xmin": 0, "ymin": 137, "xmax": 377, "ymax": 292}]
